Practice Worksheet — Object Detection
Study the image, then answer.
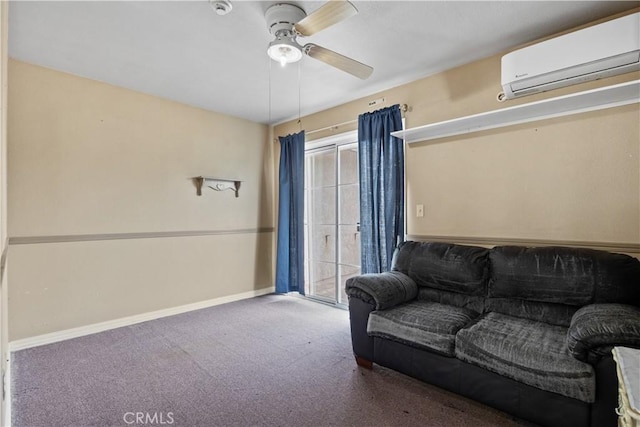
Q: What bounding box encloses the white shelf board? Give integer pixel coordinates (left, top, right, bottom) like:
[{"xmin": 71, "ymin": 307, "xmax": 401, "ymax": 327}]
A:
[{"xmin": 391, "ymin": 79, "xmax": 640, "ymax": 144}]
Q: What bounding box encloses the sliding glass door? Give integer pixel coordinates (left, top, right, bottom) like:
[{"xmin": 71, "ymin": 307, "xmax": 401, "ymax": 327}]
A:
[{"xmin": 304, "ymin": 142, "xmax": 360, "ymax": 306}]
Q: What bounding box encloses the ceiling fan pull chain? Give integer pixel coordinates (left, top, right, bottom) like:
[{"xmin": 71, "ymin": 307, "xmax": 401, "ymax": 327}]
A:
[
  {"xmin": 298, "ymin": 60, "xmax": 302, "ymax": 129},
  {"xmin": 268, "ymin": 57, "xmax": 272, "ymax": 124}
]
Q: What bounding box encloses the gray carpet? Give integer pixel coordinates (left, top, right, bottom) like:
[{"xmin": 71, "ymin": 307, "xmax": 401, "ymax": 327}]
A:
[{"xmin": 12, "ymin": 294, "xmax": 531, "ymax": 426}]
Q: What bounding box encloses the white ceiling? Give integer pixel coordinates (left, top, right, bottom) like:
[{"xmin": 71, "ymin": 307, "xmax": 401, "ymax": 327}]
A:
[{"xmin": 8, "ymin": 1, "xmax": 639, "ymax": 124}]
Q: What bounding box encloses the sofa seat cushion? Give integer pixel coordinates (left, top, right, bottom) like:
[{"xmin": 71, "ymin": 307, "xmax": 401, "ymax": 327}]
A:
[
  {"xmin": 455, "ymin": 312, "xmax": 595, "ymax": 403},
  {"xmin": 367, "ymin": 301, "xmax": 478, "ymax": 357}
]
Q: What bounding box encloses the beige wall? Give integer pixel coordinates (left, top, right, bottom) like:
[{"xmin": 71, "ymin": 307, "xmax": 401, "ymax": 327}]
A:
[
  {"xmin": 274, "ymin": 53, "xmax": 640, "ymax": 256},
  {"xmin": 1, "ymin": 1, "xmax": 8, "ymax": 423},
  {"xmin": 8, "ymin": 60, "xmax": 274, "ymax": 340}
]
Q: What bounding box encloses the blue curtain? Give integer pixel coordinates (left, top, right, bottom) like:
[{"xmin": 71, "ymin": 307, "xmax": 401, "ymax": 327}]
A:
[
  {"xmin": 358, "ymin": 105, "xmax": 404, "ymax": 274},
  {"xmin": 275, "ymin": 131, "xmax": 305, "ymax": 294}
]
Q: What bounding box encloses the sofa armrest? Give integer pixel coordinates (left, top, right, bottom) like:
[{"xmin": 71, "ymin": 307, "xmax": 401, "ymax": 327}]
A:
[
  {"xmin": 345, "ymin": 271, "xmax": 418, "ymax": 310},
  {"xmin": 567, "ymin": 303, "xmax": 640, "ymax": 364}
]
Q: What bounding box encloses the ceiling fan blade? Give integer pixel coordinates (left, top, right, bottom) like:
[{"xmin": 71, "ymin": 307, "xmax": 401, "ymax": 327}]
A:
[
  {"xmin": 304, "ymin": 43, "xmax": 373, "ymax": 80},
  {"xmin": 294, "ymin": 1, "xmax": 357, "ymax": 37}
]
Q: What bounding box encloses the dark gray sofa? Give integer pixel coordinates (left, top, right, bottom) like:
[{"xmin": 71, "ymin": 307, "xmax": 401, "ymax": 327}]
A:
[{"xmin": 345, "ymin": 241, "xmax": 640, "ymax": 427}]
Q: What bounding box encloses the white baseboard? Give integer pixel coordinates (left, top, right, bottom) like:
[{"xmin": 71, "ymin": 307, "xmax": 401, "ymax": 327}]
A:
[{"xmin": 9, "ymin": 287, "xmax": 274, "ymax": 352}]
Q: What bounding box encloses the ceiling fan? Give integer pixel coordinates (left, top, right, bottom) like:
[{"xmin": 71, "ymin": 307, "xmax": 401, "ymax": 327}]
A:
[{"xmin": 265, "ymin": 1, "xmax": 373, "ymax": 80}]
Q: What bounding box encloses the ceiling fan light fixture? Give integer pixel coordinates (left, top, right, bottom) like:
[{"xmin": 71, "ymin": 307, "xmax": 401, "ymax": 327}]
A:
[
  {"xmin": 267, "ymin": 36, "xmax": 302, "ymax": 67},
  {"xmin": 263, "ymin": 1, "xmax": 372, "ymax": 78}
]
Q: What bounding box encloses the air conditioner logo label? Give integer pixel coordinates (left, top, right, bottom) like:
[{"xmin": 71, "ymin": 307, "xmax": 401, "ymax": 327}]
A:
[{"xmin": 515, "ymin": 73, "xmax": 528, "ymax": 78}]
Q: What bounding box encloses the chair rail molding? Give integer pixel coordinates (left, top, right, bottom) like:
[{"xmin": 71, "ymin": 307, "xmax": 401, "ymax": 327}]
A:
[
  {"xmin": 9, "ymin": 228, "xmax": 274, "ymax": 245},
  {"xmin": 406, "ymin": 234, "xmax": 640, "ymax": 254}
]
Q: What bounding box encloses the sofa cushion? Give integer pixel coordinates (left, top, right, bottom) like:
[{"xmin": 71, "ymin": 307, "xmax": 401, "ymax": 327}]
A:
[
  {"xmin": 486, "ymin": 298, "xmax": 578, "ymax": 327},
  {"xmin": 455, "ymin": 312, "xmax": 595, "ymax": 403},
  {"xmin": 489, "ymin": 246, "xmax": 640, "ymax": 306},
  {"xmin": 392, "ymin": 241, "xmax": 489, "ymax": 296},
  {"xmin": 418, "ymin": 287, "xmax": 485, "ymax": 315},
  {"xmin": 367, "ymin": 301, "xmax": 478, "ymax": 357}
]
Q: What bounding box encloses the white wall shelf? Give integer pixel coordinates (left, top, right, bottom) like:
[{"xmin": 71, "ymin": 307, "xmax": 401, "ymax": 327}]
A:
[
  {"xmin": 195, "ymin": 177, "xmax": 242, "ymax": 197},
  {"xmin": 391, "ymin": 79, "xmax": 640, "ymax": 144}
]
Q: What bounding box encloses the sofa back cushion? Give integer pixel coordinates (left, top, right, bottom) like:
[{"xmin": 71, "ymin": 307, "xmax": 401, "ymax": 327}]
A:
[
  {"xmin": 489, "ymin": 246, "xmax": 640, "ymax": 306},
  {"xmin": 392, "ymin": 241, "xmax": 490, "ymax": 296}
]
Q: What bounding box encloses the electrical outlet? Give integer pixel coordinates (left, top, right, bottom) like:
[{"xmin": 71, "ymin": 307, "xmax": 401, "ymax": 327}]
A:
[{"xmin": 416, "ymin": 204, "xmax": 424, "ymax": 217}]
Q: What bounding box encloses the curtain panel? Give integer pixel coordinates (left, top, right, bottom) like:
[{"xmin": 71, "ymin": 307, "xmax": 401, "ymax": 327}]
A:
[
  {"xmin": 275, "ymin": 131, "xmax": 305, "ymax": 294},
  {"xmin": 358, "ymin": 105, "xmax": 404, "ymax": 274}
]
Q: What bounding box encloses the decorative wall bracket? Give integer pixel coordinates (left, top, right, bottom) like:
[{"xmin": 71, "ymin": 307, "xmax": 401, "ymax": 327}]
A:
[{"xmin": 195, "ymin": 176, "xmax": 242, "ymax": 197}]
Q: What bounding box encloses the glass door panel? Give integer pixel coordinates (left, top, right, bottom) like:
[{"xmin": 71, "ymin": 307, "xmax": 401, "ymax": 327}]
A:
[
  {"xmin": 304, "ymin": 148, "xmax": 336, "ymax": 301},
  {"xmin": 337, "ymin": 145, "xmax": 360, "ymax": 305},
  {"xmin": 304, "ymin": 142, "xmax": 360, "ymax": 306}
]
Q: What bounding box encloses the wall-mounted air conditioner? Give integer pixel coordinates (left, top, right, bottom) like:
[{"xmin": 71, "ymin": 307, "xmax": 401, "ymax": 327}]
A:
[{"xmin": 500, "ymin": 12, "xmax": 639, "ymax": 100}]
